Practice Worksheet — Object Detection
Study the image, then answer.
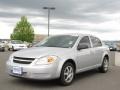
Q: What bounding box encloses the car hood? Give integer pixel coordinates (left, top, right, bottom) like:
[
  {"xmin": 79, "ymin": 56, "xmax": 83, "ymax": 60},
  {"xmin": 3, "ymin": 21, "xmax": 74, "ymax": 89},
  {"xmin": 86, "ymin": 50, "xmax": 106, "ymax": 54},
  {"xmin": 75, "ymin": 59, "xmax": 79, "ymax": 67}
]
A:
[
  {"xmin": 12, "ymin": 44, "xmax": 26, "ymax": 47},
  {"xmin": 11, "ymin": 47, "xmax": 72, "ymax": 58}
]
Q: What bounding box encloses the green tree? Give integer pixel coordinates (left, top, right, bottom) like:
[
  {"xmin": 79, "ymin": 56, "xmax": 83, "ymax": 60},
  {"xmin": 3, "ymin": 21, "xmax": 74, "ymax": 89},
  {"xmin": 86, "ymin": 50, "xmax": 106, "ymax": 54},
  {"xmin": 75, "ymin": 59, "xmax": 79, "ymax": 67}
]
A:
[{"xmin": 11, "ymin": 16, "xmax": 34, "ymax": 43}]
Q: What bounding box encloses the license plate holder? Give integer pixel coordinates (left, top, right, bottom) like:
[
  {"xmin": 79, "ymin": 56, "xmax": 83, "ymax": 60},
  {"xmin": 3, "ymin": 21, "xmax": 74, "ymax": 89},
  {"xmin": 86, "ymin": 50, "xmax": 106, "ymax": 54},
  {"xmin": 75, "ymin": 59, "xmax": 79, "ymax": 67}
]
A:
[{"xmin": 12, "ymin": 66, "xmax": 22, "ymax": 75}]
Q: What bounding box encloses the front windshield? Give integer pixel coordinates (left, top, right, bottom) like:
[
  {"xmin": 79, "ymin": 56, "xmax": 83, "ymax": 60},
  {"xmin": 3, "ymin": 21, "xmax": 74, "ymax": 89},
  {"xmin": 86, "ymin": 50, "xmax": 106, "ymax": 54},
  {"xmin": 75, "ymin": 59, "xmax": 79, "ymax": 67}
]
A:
[
  {"xmin": 11, "ymin": 40, "xmax": 23, "ymax": 44},
  {"xmin": 34, "ymin": 35, "xmax": 78, "ymax": 48}
]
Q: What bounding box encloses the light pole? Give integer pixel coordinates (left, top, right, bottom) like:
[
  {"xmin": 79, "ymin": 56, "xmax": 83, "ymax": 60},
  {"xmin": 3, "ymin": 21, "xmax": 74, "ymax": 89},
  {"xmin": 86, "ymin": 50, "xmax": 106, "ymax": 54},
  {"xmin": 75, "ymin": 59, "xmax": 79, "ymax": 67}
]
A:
[{"xmin": 43, "ymin": 7, "xmax": 55, "ymax": 36}]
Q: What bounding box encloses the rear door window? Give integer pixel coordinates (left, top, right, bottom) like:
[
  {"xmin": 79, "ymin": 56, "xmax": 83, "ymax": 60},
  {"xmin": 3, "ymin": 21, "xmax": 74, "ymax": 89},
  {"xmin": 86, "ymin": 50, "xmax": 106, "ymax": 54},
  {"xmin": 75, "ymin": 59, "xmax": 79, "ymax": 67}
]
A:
[{"xmin": 90, "ymin": 36, "xmax": 102, "ymax": 47}]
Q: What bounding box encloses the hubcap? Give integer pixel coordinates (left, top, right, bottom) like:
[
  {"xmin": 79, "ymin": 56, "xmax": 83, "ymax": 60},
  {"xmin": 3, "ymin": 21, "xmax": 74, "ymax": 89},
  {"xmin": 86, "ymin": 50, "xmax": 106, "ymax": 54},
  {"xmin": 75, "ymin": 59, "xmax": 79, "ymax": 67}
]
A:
[
  {"xmin": 103, "ymin": 59, "xmax": 108, "ymax": 71},
  {"xmin": 64, "ymin": 66, "xmax": 74, "ymax": 83}
]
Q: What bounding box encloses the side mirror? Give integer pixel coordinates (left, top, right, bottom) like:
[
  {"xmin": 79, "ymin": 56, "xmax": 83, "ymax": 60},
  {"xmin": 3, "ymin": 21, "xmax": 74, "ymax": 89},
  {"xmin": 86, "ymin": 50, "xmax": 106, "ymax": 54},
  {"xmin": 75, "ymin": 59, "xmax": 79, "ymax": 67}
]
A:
[{"xmin": 77, "ymin": 44, "xmax": 89, "ymax": 50}]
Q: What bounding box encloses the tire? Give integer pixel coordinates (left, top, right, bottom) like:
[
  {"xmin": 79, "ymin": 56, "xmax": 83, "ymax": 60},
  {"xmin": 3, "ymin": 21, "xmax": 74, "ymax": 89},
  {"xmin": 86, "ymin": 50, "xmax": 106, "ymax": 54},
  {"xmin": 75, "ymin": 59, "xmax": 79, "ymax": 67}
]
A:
[
  {"xmin": 0, "ymin": 47, "xmax": 4, "ymax": 52},
  {"xmin": 8, "ymin": 48, "xmax": 10, "ymax": 51},
  {"xmin": 59, "ymin": 62, "xmax": 75, "ymax": 86},
  {"xmin": 99, "ymin": 57, "xmax": 109, "ymax": 73},
  {"xmin": 11, "ymin": 46, "xmax": 14, "ymax": 51},
  {"xmin": 2, "ymin": 47, "xmax": 5, "ymax": 52}
]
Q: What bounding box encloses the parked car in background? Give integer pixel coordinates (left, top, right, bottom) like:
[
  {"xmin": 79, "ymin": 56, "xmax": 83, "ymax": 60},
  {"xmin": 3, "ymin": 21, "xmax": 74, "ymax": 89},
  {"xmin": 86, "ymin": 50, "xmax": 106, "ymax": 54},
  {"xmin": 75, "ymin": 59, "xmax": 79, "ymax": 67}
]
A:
[
  {"xmin": 6, "ymin": 34, "xmax": 109, "ymax": 86},
  {"xmin": 23, "ymin": 41, "xmax": 32, "ymax": 48},
  {"xmin": 8, "ymin": 40, "xmax": 27, "ymax": 51},
  {"xmin": 108, "ymin": 44, "xmax": 117, "ymax": 51},
  {"xmin": 32, "ymin": 41, "xmax": 40, "ymax": 47},
  {"xmin": 104, "ymin": 41, "xmax": 117, "ymax": 51},
  {"xmin": 0, "ymin": 41, "xmax": 5, "ymax": 51}
]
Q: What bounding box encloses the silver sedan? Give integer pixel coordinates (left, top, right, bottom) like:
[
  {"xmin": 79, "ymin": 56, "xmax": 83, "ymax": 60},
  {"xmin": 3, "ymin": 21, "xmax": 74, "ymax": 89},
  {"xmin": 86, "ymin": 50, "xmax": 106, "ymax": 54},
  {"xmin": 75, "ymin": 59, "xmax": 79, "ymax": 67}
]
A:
[{"xmin": 6, "ymin": 34, "xmax": 109, "ymax": 86}]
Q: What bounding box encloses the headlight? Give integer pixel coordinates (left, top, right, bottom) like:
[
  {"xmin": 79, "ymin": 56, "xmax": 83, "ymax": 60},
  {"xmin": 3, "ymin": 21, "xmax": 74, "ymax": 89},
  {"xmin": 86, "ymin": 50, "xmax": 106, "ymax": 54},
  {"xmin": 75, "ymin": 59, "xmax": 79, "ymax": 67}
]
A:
[{"xmin": 35, "ymin": 56, "xmax": 58, "ymax": 65}]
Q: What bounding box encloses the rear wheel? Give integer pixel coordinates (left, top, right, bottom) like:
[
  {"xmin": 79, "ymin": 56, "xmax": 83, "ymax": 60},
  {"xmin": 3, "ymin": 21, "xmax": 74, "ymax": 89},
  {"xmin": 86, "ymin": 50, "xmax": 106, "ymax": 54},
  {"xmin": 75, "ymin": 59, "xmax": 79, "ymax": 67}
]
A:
[
  {"xmin": 99, "ymin": 57, "xmax": 109, "ymax": 73},
  {"xmin": 59, "ymin": 62, "xmax": 75, "ymax": 86}
]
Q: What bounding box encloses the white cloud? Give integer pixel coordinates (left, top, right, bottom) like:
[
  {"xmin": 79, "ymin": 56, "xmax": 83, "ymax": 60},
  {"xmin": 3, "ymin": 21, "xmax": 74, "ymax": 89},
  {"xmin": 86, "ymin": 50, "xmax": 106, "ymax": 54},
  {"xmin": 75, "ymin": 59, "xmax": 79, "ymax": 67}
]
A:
[
  {"xmin": 0, "ymin": 8, "xmax": 43, "ymax": 15},
  {"xmin": 0, "ymin": 14, "xmax": 120, "ymax": 40},
  {"xmin": 0, "ymin": 21, "xmax": 13, "ymax": 39}
]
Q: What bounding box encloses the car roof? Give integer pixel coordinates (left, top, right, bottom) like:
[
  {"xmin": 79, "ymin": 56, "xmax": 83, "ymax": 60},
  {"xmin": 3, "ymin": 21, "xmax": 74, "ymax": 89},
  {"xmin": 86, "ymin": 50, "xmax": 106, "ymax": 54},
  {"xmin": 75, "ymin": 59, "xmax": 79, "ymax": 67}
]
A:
[{"xmin": 56, "ymin": 33, "xmax": 93, "ymax": 37}]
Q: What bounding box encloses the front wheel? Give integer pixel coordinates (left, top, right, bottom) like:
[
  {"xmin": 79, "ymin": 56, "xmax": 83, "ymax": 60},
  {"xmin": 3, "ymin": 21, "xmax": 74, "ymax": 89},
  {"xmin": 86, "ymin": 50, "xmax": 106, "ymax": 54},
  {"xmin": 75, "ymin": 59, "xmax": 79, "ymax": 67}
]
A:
[
  {"xmin": 59, "ymin": 62, "xmax": 75, "ymax": 86},
  {"xmin": 99, "ymin": 57, "xmax": 109, "ymax": 73}
]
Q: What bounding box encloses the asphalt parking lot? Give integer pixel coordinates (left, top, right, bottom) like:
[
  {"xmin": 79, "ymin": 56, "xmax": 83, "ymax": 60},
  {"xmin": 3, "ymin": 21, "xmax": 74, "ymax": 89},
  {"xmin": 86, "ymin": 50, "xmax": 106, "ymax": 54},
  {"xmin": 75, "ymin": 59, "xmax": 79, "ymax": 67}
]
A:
[{"xmin": 0, "ymin": 51, "xmax": 120, "ymax": 90}]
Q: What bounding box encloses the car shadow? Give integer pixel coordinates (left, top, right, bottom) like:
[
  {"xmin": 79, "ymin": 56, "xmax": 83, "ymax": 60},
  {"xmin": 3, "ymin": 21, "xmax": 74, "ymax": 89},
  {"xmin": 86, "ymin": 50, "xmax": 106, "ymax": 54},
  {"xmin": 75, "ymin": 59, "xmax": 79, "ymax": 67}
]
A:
[
  {"xmin": 10, "ymin": 78, "xmax": 60, "ymax": 88},
  {"xmin": 75, "ymin": 69, "xmax": 100, "ymax": 81}
]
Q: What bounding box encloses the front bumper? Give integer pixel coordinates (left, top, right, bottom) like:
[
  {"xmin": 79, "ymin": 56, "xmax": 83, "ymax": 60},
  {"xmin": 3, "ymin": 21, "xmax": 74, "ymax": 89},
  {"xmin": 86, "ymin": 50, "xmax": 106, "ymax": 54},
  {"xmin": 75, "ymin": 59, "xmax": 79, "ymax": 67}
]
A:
[{"xmin": 6, "ymin": 62, "xmax": 60, "ymax": 80}]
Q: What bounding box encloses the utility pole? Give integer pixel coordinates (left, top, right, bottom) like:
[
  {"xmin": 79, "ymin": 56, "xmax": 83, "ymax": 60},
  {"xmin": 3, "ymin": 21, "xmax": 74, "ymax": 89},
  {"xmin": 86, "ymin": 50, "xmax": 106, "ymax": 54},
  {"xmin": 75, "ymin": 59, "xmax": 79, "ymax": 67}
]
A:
[{"xmin": 43, "ymin": 7, "xmax": 55, "ymax": 36}]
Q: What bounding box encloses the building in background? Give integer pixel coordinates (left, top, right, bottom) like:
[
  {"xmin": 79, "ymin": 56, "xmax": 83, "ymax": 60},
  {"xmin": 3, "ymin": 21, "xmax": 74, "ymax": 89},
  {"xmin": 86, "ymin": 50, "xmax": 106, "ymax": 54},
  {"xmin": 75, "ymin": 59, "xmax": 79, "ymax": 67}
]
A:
[{"xmin": 34, "ymin": 34, "xmax": 47, "ymax": 41}]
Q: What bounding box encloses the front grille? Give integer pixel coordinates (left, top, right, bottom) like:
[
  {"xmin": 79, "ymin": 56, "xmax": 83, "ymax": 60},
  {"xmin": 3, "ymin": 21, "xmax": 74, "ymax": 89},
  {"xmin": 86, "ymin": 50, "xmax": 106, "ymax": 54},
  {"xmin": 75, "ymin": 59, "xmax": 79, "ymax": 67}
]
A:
[{"xmin": 13, "ymin": 56, "xmax": 35, "ymax": 64}]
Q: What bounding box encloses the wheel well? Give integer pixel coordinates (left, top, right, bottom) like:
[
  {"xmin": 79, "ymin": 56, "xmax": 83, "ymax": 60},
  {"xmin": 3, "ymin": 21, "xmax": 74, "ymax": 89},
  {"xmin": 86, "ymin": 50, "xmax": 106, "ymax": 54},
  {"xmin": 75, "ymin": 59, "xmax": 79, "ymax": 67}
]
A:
[
  {"xmin": 63, "ymin": 59, "xmax": 76, "ymax": 72},
  {"xmin": 104, "ymin": 55, "xmax": 109, "ymax": 61}
]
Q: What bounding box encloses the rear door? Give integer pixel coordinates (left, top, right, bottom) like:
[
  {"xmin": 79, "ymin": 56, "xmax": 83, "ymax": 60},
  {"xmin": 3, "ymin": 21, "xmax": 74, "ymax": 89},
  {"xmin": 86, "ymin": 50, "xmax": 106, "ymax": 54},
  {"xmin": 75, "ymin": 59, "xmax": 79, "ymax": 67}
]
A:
[{"xmin": 90, "ymin": 36, "xmax": 103, "ymax": 64}]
